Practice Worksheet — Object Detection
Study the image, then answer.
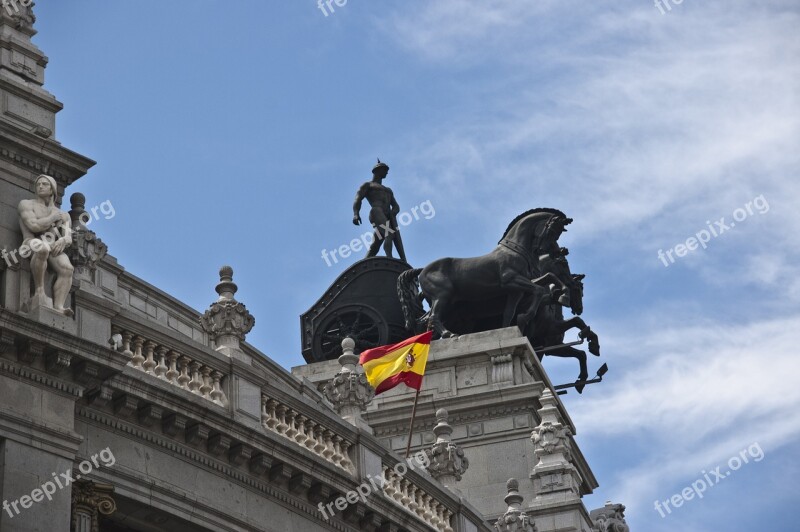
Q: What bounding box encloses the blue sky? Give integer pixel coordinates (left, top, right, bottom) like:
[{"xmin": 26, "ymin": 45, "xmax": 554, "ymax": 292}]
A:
[{"xmin": 34, "ymin": 1, "xmax": 798, "ymax": 530}]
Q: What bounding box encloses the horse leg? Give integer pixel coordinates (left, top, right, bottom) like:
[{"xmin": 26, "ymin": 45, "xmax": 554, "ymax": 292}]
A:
[
  {"xmin": 421, "ymin": 271, "xmax": 456, "ymax": 338},
  {"xmin": 503, "ymin": 292, "xmax": 524, "ymax": 328},
  {"xmin": 429, "ymin": 295, "xmax": 455, "ymax": 338},
  {"xmin": 546, "ymin": 346, "xmax": 589, "ymax": 393},
  {"xmin": 500, "ymin": 275, "xmax": 551, "ymax": 336},
  {"xmin": 548, "ymin": 316, "xmax": 600, "ymax": 356}
]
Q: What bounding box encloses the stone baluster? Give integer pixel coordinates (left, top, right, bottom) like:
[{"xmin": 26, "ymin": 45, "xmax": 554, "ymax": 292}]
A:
[
  {"xmin": 121, "ymin": 331, "xmax": 133, "ymax": 359},
  {"xmin": 154, "ymin": 346, "xmax": 169, "ymax": 380},
  {"xmin": 303, "ymin": 419, "xmax": 317, "ymax": 451},
  {"xmin": 494, "ymin": 479, "xmax": 537, "ymax": 532},
  {"xmin": 199, "ymin": 366, "xmax": 213, "ymax": 398},
  {"xmin": 442, "ymin": 507, "xmax": 454, "ymax": 532},
  {"xmin": 263, "ymin": 398, "xmax": 278, "ymax": 431},
  {"xmin": 316, "ymin": 426, "xmax": 328, "ymax": 455},
  {"xmin": 210, "ymin": 370, "xmax": 226, "ymax": 405},
  {"xmin": 420, "ymin": 493, "xmax": 434, "ymax": 523},
  {"xmin": 382, "ymin": 466, "xmax": 398, "ymax": 501},
  {"xmin": 293, "ymin": 414, "xmax": 308, "ymax": 445},
  {"xmin": 399, "ymin": 479, "xmax": 412, "ymax": 507},
  {"xmin": 142, "ymin": 341, "xmax": 157, "ymax": 374},
  {"xmin": 275, "ymin": 404, "xmax": 289, "ymax": 434},
  {"xmin": 177, "ymin": 356, "xmax": 192, "ymax": 390},
  {"xmin": 284, "ymin": 410, "xmax": 298, "ymax": 439},
  {"xmin": 188, "ymin": 361, "xmax": 204, "ymax": 394},
  {"xmin": 165, "ymin": 351, "xmax": 179, "ymax": 383},
  {"xmin": 322, "ymin": 430, "xmax": 335, "ymax": 460},
  {"xmin": 408, "ymin": 485, "xmax": 420, "ymax": 514},
  {"xmin": 331, "ymin": 434, "xmax": 345, "ymax": 466},
  {"xmin": 130, "ymin": 336, "xmax": 145, "ymax": 369},
  {"xmin": 339, "ymin": 439, "xmax": 353, "ymax": 471}
]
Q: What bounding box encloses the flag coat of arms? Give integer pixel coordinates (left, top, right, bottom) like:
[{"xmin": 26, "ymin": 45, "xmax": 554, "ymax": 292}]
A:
[{"xmin": 358, "ymin": 331, "xmax": 433, "ymax": 395}]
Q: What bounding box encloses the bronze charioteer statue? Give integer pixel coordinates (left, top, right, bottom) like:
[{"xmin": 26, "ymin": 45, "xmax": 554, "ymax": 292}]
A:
[{"xmin": 352, "ymin": 159, "xmax": 407, "ymax": 263}]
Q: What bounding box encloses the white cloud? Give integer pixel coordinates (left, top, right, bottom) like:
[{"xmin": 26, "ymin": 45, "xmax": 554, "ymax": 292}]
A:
[{"xmin": 569, "ymin": 313, "xmax": 800, "ymax": 522}]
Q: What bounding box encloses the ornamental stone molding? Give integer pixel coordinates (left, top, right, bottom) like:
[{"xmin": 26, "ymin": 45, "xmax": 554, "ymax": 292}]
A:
[
  {"xmin": 494, "ymin": 479, "xmax": 537, "ymax": 532},
  {"xmin": 426, "ymin": 408, "xmax": 469, "ymax": 489},
  {"xmin": 590, "ymin": 502, "xmax": 630, "ymax": 532},
  {"xmin": 530, "ymin": 389, "xmax": 582, "ymax": 500},
  {"xmin": 67, "ymin": 193, "xmax": 108, "ymax": 278},
  {"xmin": 71, "ymin": 479, "xmax": 116, "ymax": 532},
  {"xmin": 322, "ymin": 337, "xmax": 374, "ymax": 432},
  {"xmin": 200, "ymin": 266, "xmax": 255, "ymax": 354}
]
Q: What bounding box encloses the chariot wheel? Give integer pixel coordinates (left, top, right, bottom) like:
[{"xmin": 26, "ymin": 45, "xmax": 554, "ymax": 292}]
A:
[{"xmin": 314, "ymin": 304, "xmax": 388, "ymax": 360}]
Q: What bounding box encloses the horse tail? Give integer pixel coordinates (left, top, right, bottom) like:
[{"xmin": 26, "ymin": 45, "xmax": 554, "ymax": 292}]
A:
[{"xmin": 397, "ymin": 268, "xmax": 424, "ymax": 332}]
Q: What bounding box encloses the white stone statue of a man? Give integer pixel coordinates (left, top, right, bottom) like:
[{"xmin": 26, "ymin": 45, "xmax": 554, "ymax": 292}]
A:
[{"xmin": 18, "ymin": 174, "xmax": 74, "ymax": 316}]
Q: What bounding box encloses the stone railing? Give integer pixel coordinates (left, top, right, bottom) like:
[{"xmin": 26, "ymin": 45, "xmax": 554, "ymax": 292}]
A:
[
  {"xmin": 111, "ymin": 327, "xmax": 228, "ymax": 407},
  {"xmin": 382, "ymin": 464, "xmax": 454, "ymax": 532},
  {"xmin": 260, "ymin": 394, "xmax": 355, "ymax": 473}
]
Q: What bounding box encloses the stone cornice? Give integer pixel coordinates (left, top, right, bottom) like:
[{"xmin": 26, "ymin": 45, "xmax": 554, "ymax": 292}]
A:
[{"xmin": 0, "ymin": 119, "xmax": 96, "ymax": 186}]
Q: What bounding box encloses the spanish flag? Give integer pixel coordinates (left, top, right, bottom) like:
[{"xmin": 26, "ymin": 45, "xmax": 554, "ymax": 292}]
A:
[{"xmin": 359, "ymin": 331, "xmax": 433, "ymax": 395}]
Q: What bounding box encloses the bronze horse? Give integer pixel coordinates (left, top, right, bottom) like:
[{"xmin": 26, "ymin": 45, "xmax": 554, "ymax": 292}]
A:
[
  {"xmin": 521, "ymin": 248, "xmax": 600, "ymax": 392},
  {"xmin": 397, "ymin": 208, "xmax": 573, "ymax": 339}
]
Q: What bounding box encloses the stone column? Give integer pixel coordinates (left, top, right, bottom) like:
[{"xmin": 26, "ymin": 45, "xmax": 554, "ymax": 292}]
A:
[
  {"xmin": 494, "ymin": 478, "xmax": 538, "ymax": 532},
  {"xmin": 322, "ymin": 338, "xmax": 374, "ymax": 433},
  {"xmin": 71, "ymin": 480, "xmax": 116, "ymax": 532},
  {"xmin": 425, "ymin": 408, "xmax": 469, "ymax": 493}
]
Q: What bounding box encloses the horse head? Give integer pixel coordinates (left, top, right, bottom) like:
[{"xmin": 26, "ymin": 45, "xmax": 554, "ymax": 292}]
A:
[
  {"xmin": 539, "ymin": 249, "xmax": 584, "ymax": 316},
  {"xmin": 501, "ymin": 209, "xmax": 571, "ymax": 257}
]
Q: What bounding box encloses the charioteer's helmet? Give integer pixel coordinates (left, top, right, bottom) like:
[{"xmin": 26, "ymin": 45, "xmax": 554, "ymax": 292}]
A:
[{"xmin": 372, "ymin": 158, "xmax": 389, "ymax": 174}]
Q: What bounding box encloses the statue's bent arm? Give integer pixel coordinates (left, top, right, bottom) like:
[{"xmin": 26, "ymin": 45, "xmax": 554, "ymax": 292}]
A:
[{"xmin": 18, "ymin": 201, "xmax": 63, "ymax": 234}]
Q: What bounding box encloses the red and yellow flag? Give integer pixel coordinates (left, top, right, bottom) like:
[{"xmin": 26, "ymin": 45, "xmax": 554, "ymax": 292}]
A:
[{"xmin": 359, "ymin": 331, "xmax": 433, "ymax": 395}]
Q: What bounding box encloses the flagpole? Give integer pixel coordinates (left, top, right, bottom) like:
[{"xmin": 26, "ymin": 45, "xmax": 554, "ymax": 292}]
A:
[{"xmin": 404, "ymin": 389, "xmax": 421, "ymax": 458}]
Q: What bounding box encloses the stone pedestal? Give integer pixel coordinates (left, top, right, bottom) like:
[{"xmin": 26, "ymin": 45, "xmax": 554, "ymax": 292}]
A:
[
  {"xmin": 293, "ymin": 327, "xmax": 598, "ymax": 520},
  {"xmin": 24, "ymin": 303, "xmax": 77, "ymax": 335}
]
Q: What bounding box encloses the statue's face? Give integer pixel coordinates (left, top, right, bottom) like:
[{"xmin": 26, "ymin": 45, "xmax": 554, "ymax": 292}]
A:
[
  {"xmin": 374, "ymin": 168, "xmax": 389, "ymax": 179},
  {"xmin": 35, "ymin": 177, "xmax": 54, "ymax": 199}
]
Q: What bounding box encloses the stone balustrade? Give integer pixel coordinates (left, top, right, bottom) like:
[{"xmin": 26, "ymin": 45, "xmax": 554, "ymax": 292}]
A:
[
  {"xmin": 111, "ymin": 327, "xmax": 228, "ymax": 407},
  {"xmin": 382, "ymin": 464, "xmax": 454, "ymax": 532},
  {"xmin": 260, "ymin": 394, "xmax": 355, "ymax": 473}
]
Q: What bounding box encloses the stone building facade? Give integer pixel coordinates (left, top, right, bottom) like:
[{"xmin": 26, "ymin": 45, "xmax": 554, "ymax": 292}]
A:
[{"xmin": 0, "ymin": 6, "xmax": 627, "ymax": 532}]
